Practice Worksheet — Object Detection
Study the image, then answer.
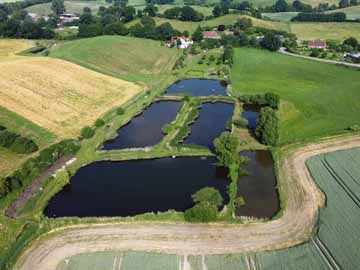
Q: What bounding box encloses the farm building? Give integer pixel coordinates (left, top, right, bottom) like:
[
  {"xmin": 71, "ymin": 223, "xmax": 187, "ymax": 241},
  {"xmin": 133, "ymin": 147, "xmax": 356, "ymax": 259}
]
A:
[
  {"xmin": 344, "ymin": 52, "xmax": 360, "ymax": 63},
  {"xmin": 59, "ymin": 13, "xmax": 80, "ymax": 25},
  {"xmin": 166, "ymin": 36, "xmax": 193, "ymax": 49},
  {"xmin": 203, "ymin": 31, "xmax": 220, "ymax": 39},
  {"xmin": 308, "ymin": 40, "xmax": 327, "ymax": 49}
]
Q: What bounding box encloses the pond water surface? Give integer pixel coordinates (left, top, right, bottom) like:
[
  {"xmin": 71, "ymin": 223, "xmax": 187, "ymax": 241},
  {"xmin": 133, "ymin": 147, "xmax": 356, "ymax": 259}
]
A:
[
  {"xmin": 165, "ymin": 79, "xmax": 227, "ymax": 96},
  {"xmin": 241, "ymin": 104, "xmax": 260, "ymax": 130},
  {"xmin": 236, "ymin": 150, "xmax": 279, "ymax": 218},
  {"xmin": 45, "ymin": 157, "xmax": 229, "ymax": 217},
  {"xmin": 185, "ymin": 102, "xmax": 234, "ymax": 151},
  {"xmin": 102, "ymin": 101, "xmax": 180, "ymax": 150}
]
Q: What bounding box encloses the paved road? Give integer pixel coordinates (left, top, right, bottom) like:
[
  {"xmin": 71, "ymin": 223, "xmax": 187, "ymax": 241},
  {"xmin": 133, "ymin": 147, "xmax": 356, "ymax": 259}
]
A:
[
  {"xmin": 278, "ymin": 47, "xmax": 360, "ymax": 68},
  {"xmin": 15, "ymin": 135, "xmax": 360, "ymax": 270}
]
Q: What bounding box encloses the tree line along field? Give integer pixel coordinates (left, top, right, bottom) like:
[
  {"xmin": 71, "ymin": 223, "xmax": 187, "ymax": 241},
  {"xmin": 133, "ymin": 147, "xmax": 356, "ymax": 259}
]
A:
[
  {"xmin": 125, "ymin": 14, "xmax": 360, "ymax": 41},
  {"xmin": 263, "ymin": 6, "xmax": 360, "ymax": 21},
  {"xmin": 51, "ymin": 147, "xmax": 360, "ymax": 270},
  {"xmin": 49, "ymin": 35, "xmax": 180, "ymax": 85},
  {"xmin": 231, "ymin": 48, "xmax": 360, "ymax": 145}
]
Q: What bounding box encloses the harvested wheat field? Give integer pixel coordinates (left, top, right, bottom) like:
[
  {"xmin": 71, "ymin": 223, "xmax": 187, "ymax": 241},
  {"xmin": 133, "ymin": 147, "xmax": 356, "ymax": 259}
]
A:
[{"xmin": 0, "ymin": 55, "xmax": 143, "ymax": 138}]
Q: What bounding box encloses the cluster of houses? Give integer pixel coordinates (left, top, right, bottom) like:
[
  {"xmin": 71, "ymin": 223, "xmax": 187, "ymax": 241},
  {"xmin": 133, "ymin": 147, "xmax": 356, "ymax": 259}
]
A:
[
  {"xmin": 166, "ymin": 30, "xmax": 221, "ymax": 49},
  {"xmin": 28, "ymin": 12, "xmax": 79, "ymax": 27},
  {"xmin": 307, "ymin": 39, "xmax": 360, "ymax": 63}
]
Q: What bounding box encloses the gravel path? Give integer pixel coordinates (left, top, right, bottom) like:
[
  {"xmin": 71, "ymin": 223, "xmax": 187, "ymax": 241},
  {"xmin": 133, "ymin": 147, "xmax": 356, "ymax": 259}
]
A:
[{"xmin": 15, "ymin": 135, "xmax": 360, "ymax": 270}]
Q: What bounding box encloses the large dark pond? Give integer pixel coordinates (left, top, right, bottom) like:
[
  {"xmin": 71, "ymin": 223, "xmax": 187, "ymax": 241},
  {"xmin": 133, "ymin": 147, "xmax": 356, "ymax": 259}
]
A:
[
  {"xmin": 102, "ymin": 101, "xmax": 180, "ymax": 150},
  {"xmin": 241, "ymin": 104, "xmax": 260, "ymax": 130},
  {"xmin": 236, "ymin": 150, "xmax": 279, "ymax": 218},
  {"xmin": 185, "ymin": 102, "xmax": 234, "ymax": 151},
  {"xmin": 164, "ymin": 79, "xmax": 227, "ymax": 96},
  {"xmin": 45, "ymin": 157, "xmax": 229, "ymax": 217}
]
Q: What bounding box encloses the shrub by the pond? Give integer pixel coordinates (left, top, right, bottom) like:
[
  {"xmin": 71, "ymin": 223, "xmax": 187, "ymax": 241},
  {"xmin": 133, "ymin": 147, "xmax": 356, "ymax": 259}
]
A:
[
  {"xmin": 116, "ymin": 107, "xmax": 125, "ymax": 115},
  {"xmin": 184, "ymin": 187, "xmax": 223, "ymax": 222},
  {"xmin": 95, "ymin": 119, "xmax": 105, "ymax": 127},
  {"xmin": 192, "ymin": 187, "xmax": 223, "ymax": 208},
  {"xmin": 184, "ymin": 201, "xmax": 218, "ymax": 222},
  {"xmin": 80, "ymin": 126, "xmax": 95, "ymax": 139},
  {"xmin": 162, "ymin": 123, "xmax": 172, "ymax": 135},
  {"xmin": 233, "ymin": 118, "xmax": 248, "ymax": 128},
  {"xmin": 265, "ymin": 93, "xmax": 280, "ymax": 110},
  {"xmin": 255, "ymin": 107, "xmax": 279, "ymax": 146},
  {"xmin": 213, "ymin": 132, "xmax": 240, "ymax": 167}
]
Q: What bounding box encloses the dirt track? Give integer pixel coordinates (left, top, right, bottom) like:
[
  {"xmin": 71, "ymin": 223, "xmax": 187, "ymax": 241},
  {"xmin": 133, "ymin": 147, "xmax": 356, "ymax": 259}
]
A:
[{"xmin": 15, "ymin": 135, "xmax": 360, "ymax": 270}]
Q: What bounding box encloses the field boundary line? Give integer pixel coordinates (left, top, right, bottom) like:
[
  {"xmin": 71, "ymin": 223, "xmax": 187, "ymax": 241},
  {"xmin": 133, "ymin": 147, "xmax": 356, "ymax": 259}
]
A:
[{"xmin": 312, "ymin": 236, "xmax": 342, "ymax": 270}]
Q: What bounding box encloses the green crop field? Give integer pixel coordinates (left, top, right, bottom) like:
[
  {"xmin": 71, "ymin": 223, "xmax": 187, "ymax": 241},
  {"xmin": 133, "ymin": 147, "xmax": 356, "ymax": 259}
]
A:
[
  {"xmin": 56, "ymin": 251, "xmax": 180, "ymax": 270},
  {"xmin": 49, "ymin": 35, "xmax": 179, "ymax": 85},
  {"xmin": 231, "ymin": 48, "xmax": 360, "ymax": 144},
  {"xmin": 307, "ymin": 147, "xmax": 360, "ymax": 270}
]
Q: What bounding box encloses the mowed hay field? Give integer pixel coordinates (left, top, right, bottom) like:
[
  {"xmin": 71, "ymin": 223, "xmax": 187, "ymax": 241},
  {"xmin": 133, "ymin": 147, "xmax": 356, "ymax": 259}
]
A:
[
  {"xmin": 231, "ymin": 48, "xmax": 360, "ymax": 144},
  {"xmin": 0, "ymin": 40, "xmax": 142, "ymax": 139},
  {"xmin": 49, "ymin": 36, "xmax": 179, "ymax": 85}
]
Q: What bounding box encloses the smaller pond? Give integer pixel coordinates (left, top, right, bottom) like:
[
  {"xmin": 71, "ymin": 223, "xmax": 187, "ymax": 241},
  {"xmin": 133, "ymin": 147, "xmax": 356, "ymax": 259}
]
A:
[
  {"xmin": 45, "ymin": 157, "xmax": 229, "ymax": 218},
  {"xmin": 184, "ymin": 102, "xmax": 234, "ymax": 152},
  {"xmin": 241, "ymin": 104, "xmax": 260, "ymax": 130},
  {"xmin": 236, "ymin": 150, "xmax": 279, "ymax": 218},
  {"xmin": 102, "ymin": 101, "xmax": 180, "ymax": 150},
  {"xmin": 164, "ymin": 79, "xmax": 227, "ymax": 96}
]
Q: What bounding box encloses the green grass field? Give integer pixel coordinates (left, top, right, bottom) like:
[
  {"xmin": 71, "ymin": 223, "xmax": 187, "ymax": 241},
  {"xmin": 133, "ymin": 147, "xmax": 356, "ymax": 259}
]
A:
[
  {"xmin": 26, "ymin": 0, "xmax": 110, "ymax": 15},
  {"xmin": 262, "ymin": 12, "xmax": 299, "ymax": 21},
  {"xmin": 327, "ymin": 5, "xmax": 360, "ymax": 20},
  {"xmin": 49, "ymin": 35, "xmax": 179, "ymax": 86},
  {"xmin": 231, "ymin": 48, "xmax": 360, "ymax": 144}
]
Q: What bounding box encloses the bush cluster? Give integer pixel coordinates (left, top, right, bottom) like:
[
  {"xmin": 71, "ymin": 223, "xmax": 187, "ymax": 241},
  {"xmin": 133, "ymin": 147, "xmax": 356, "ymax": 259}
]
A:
[
  {"xmin": 0, "ymin": 127, "xmax": 38, "ymax": 154},
  {"xmin": 238, "ymin": 92, "xmax": 280, "ymax": 109},
  {"xmin": 0, "ymin": 139, "xmax": 80, "ymax": 198},
  {"xmin": 184, "ymin": 187, "xmax": 223, "ymax": 223},
  {"xmin": 80, "ymin": 126, "xmax": 95, "ymax": 139},
  {"xmin": 255, "ymin": 107, "xmax": 279, "ymax": 145}
]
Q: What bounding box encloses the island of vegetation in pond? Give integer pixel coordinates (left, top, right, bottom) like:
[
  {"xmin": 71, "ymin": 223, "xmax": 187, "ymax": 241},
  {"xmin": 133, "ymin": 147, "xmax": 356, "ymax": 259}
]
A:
[
  {"xmin": 164, "ymin": 79, "xmax": 227, "ymax": 96},
  {"xmin": 236, "ymin": 150, "xmax": 279, "ymax": 218},
  {"xmin": 102, "ymin": 101, "xmax": 180, "ymax": 150},
  {"xmin": 185, "ymin": 102, "xmax": 234, "ymax": 151},
  {"xmin": 45, "ymin": 157, "xmax": 229, "ymax": 218}
]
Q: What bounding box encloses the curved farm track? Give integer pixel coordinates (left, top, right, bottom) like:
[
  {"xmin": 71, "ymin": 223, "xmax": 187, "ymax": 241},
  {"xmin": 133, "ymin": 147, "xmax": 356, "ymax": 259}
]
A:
[{"xmin": 16, "ymin": 135, "xmax": 360, "ymax": 270}]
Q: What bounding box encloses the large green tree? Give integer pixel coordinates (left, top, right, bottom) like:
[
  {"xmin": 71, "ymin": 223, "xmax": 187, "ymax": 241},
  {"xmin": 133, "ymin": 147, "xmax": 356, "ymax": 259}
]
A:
[{"xmin": 51, "ymin": 0, "xmax": 65, "ymax": 15}]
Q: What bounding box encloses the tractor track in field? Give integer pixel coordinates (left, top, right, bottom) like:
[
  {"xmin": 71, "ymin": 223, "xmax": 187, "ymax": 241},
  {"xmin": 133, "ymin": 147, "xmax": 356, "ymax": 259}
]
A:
[{"xmin": 15, "ymin": 135, "xmax": 360, "ymax": 270}]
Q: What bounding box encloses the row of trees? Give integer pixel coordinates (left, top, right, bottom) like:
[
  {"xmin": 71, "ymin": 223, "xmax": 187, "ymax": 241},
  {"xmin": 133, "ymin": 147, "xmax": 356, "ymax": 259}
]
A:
[
  {"xmin": 79, "ymin": 15, "xmax": 184, "ymax": 40},
  {"xmin": 264, "ymin": 0, "xmax": 359, "ymax": 13},
  {"xmin": 163, "ymin": 6, "xmax": 204, "ymax": 21},
  {"xmin": 0, "ymin": 140, "xmax": 80, "ymax": 198},
  {"xmin": 0, "ymin": 126, "xmax": 38, "ymax": 154},
  {"xmin": 291, "ymin": 12, "xmax": 346, "ymax": 22}
]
